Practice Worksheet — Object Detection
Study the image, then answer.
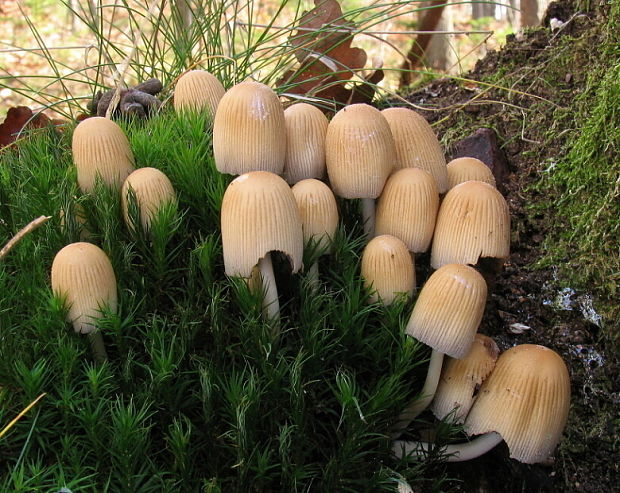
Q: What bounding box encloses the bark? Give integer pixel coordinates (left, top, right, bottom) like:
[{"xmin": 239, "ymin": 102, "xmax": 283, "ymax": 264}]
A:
[{"xmin": 521, "ymin": 0, "xmax": 539, "ymax": 27}]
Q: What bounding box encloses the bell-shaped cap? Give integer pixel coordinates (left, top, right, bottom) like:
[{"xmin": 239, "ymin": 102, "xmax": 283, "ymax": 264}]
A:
[
  {"xmin": 72, "ymin": 117, "xmax": 135, "ymax": 193},
  {"xmin": 361, "ymin": 235, "xmax": 415, "ymax": 305},
  {"xmin": 447, "ymin": 157, "xmax": 496, "ymax": 190},
  {"xmin": 464, "ymin": 344, "xmax": 571, "ymax": 464},
  {"xmin": 431, "ymin": 180, "xmax": 510, "ymax": 269},
  {"xmin": 406, "ymin": 263, "xmax": 487, "ymax": 358},
  {"xmin": 121, "ymin": 167, "xmax": 176, "ymax": 231},
  {"xmin": 213, "ymin": 81, "xmax": 286, "ymax": 175},
  {"xmin": 283, "ymin": 103, "xmax": 329, "ymax": 184},
  {"xmin": 375, "ymin": 168, "xmax": 439, "ymax": 253},
  {"xmin": 325, "ymin": 103, "xmax": 395, "ymax": 199},
  {"xmin": 51, "ymin": 242, "xmax": 117, "ymax": 334},
  {"xmin": 221, "ymin": 171, "xmax": 303, "ymax": 277},
  {"xmin": 291, "ymin": 178, "xmax": 338, "ymax": 252},
  {"xmin": 173, "ymin": 69, "xmax": 225, "ymax": 116},
  {"xmin": 430, "ymin": 334, "xmax": 499, "ymax": 423},
  {"xmin": 381, "ymin": 107, "xmax": 448, "ymax": 193}
]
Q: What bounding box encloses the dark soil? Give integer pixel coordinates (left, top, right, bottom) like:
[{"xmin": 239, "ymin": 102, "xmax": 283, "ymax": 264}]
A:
[{"xmin": 397, "ymin": 1, "xmax": 619, "ymax": 491}]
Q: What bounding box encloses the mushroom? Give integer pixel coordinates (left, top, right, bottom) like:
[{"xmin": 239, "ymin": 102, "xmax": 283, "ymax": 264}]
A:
[
  {"xmin": 325, "ymin": 103, "xmax": 395, "ymax": 237},
  {"xmin": 51, "ymin": 242, "xmax": 117, "ymax": 363},
  {"xmin": 283, "ymin": 103, "xmax": 329, "ymax": 184},
  {"xmin": 121, "ymin": 167, "xmax": 176, "ymax": 232},
  {"xmin": 392, "ymin": 264, "xmax": 487, "ymax": 435},
  {"xmin": 213, "ymin": 80, "xmax": 286, "ymax": 176},
  {"xmin": 361, "ymin": 235, "xmax": 415, "ymax": 305},
  {"xmin": 173, "ymin": 69, "xmax": 225, "ymax": 117},
  {"xmin": 430, "ymin": 334, "xmax": 499, "ymax": 423},
  {"xmin": 381, "ymin": 107, "xmax": 448, "ymax": 193},
  {"xmin": 394, "ymin": 344, "xmax": 571, "ymax": 464},
  {"xmin": 431, "ymin": 180, "xmax": 510, "ymax": 270},
  {"xmin": 72, "ymin": 117, "xmax": 135, "ymax": 193},
  {"xmin": 291, "ymin": 179, "xmax": 338, "ymax": 288},
  {"xmin": 221, "ymin": 171, "xmax": 303, "ymax": 322},
  {"xmin": 446, "ymin": 157, "xmax": 496, "ymax": 190}
]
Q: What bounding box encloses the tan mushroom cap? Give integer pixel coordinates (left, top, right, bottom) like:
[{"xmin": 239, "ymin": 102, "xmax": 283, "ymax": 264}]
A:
[
  {"xmin": 431, "ymin": 180, "xmax": 510, "ymax": 269},
  {"xmin": 447, "ymin": 157, "xmax": 496, "ymax": 190},
  {"xmin": 381, "ymin": 107, "xmax": 448, "ymax": 193},
  {"xmin": 121, "ymin": 167, "xmax": 176, "ymax": 231},
  {"xmin": 213, "ymin": 81, "xmax": 286, "ymax": 175},
  {"xmin": 291, "ymin": 179, "xmax": 338, "ymax": 252},
  {"xmin": 72, "ymin": 117, "xmax": 135, "ymax": 193},
  {"xmin": 430, "ymin": 334, "xmax": 500, "ymax": 423},
  {"xmin": 361, "ymin": 235, "xmax": 415, "ymax": 305},
  {"xmin": 51, "ymin": 242, "xmax": 117, "ymax": 334},
  {"xmin": 283, "ymin": 103, "xmax": 329, "ymax": 184},
  {"xmin": 464, "ymin": 344, "xmax": 571, "ymax": 464},
  {"xmin": 173, "ymin": 69, "xmax": 225, "ymax": 116},
  {"xmin": 375, "ymin": 168, "xmax": 439, "ymax": 253},
  {"xmin": 325, "ymin": 103, "xmax": 395, "ymax": 199},
  {"xmin": 221, "ymin": 171, "xmax": 303, "ymax": 277},
  {"xmin": 406, "ymin": 263, "xmax": 487, "ymax": 359}
]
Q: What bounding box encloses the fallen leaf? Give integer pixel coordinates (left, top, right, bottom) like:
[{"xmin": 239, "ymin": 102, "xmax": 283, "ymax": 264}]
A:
[{"xmin": 0, "ymin": 106, "xmax": 52, "ymax": 149}]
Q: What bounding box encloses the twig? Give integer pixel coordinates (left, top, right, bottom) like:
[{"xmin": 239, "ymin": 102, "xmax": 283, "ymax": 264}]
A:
[
  {"xmin": 0, "ymin": 215, "xmax": 52, "ymax": 261},
  {"xmin": 0, "ymin": 393, "xmax": 47, "ymax": 439}
]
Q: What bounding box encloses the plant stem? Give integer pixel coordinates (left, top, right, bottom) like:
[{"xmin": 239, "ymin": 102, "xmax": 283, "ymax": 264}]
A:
[
  {"xmin": 87, "ymin": 330, "xmax": 108, "ymax": 364},
  {"xmin": 308, "ymin": 261, "xmax": 319, "ymax": 291},
  {"xmin": 361, "ymin": 198, "xmax": 375, "ymax": 237},
  {"xmin": 391, "ymin": 349, "xmax": 444, "ymax": 437},
  {"xmin": 392, "ymin": 431, "xmax": 503, "ymax": 462},
  {"xmin": 258, "ymin": 254, "xmax": 280, "ymax": 323}
]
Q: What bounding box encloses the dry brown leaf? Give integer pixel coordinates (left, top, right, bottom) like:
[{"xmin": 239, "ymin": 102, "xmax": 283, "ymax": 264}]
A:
[{"xmin": 0, "ymin": 106, "xmax": 53, "ymax": 149}]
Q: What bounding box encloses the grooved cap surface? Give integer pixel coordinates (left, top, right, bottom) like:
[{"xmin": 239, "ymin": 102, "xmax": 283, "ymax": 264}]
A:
[
  {"xmin": 431, "ymin": 180, "xmax": 510, "ymax": 269},
  {"xmin": 381, "ymin": 107, "xmax": 448, "ymax": 193},
  {"xmin": 51, "ymin": 242, "xmax": 117, "ymax": 334},
  {"xmin": 361, "ymin": 235, "xmax": 415, "ymax": 305},
  {"xmin": 174, "ymin": 69, "xmax": 225, "ymax": 116},
  {"xmin": 291, "ymin": 179, "xmax": 338, "ymax": 252},
  {"xmin": 431, "ymin": 333, "xmax": 499, "ymax": 423},
  {"xmin": 213, "ymin": 81, "xmax": 286, "ymax": 175},
  {"xmin": 72, "ymin": 117, "xmax": 135, "ymax": 193},
  {"xmin": 406, "ymin": 263, "xmax": 487, "ymax": 358},
  {"xmin": 325, "ymin": 104, "xmax": 395, "ymax": 199},
  {"xmin": 464, "ymin": 344, "xmax": 571, "ymax": 464},
  {"xmin": 447, "ymin": 157, "xmax": 496, "ymax": 189},
  {"xmin": 121, "ymin": 167, "xmax": 176, "ymax": 230},
  {"xmin": 221, "ymin": 171, "xmax": 303, "ymax": 277},
  {"xmin": 283, "ymin": 103, "xmax": 329, "ymax": 184},
  {"xmin": 375, "ymin": 168, "xmax": 439, "ymax": 253}
]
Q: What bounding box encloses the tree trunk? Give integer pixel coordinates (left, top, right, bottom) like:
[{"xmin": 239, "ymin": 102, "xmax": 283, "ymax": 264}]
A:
[
  {"xmin": 521, "ymin": 0, "xmax": 539, "ymax": 27},
  {"xmin": 425, "ymin": 3, "xmax": 458, "ymax": 74}
]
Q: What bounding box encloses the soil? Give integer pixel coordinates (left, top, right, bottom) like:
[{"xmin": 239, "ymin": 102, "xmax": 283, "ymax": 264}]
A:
[{"xmin": 397, "ymin": 1, "xmax": 619, "ymax": 491}]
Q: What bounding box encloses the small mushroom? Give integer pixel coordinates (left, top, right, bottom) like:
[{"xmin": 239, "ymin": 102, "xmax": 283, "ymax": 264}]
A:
[
  {"xmin": 361, "ymin": 235, "xmax": 415, "ymax": 305},
  {"xmin": 51, "ymin": 242, "xmax": 117, "ymax": 363},
  {"xmin": 173, "ymin": 69, "xmax": 225, "ymax": 117},
  {"xmin": 446, "ymin": 157, "xmax": 496, "ymax": 190},
  {"xmin": 72, "ymin": 117, "xmax": 135, "ymax": 193}
]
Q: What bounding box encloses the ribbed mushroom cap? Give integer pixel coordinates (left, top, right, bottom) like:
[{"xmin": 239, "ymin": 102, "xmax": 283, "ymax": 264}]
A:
[
  {"xmin": 375, "ymin": 168, "xmax": 439, "ymax": 253},
  {"xmin": 173, "ymin": 69, "xmax": 225, "ymax": 116},
  {"xmin": 283, "ymin": 103, "xmax": 329, "ymax": 184},
  {"xmin": 431, "ymin": 334, "xmax": 500, "ymax": 423},
  {"xmin": 221, "ymin": 171, "xmax": 303, "ymax": 277},
  {"xmin": 51, "ymin": 242, "xmax": 117, "ymax": 334},
  {"xmin": 447, "ymin": 157, "xmax": 496, "ymax": 190},
  {"xmin": 381, "ymin": 107, "xmax": 448, "ymax": 193},
  {"xmin": 325, "ymin": 103, "xmax": 395, "ymax": 199},
  {"xmin": 72, "ymin": 117, "xmax": 135, "ymax": 193},
  {"xmin": 406, "ymin": 263, "xmax": 487, "ymax": 359},
  {"xmin": 213, "ymin": 81, "xmax": 286, "ymax": 175},
  {"xmin": 291, "ymin": 179, "xmax": 338, "ymax": 252},
  {"xmin": 121, "ymin": 167, "xmax": 176, "ymax": 231},
  {"xmin": 464, "ymin": 344, "xmax": 571, "ymax": 464},
  {"xmin": 361, "ymin": 235, "xmax": 415, "ymax": 305},
  {"xmin": 431, "ymin": 180, "xmax": 510, "ymax": 269}
]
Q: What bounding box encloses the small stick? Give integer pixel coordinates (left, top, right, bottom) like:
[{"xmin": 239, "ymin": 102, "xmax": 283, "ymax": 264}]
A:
[{"xmin": 0, "ymin": 215, "xmax": 51, "ymax": 260}]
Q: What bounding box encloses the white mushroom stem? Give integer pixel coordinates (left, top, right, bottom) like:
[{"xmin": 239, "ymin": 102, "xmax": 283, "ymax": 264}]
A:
[
  {"xmin": 307, "ymin": 261, "xmax": 320, "ymax": 291},
  {"xmin": 392, "ymin": 431, "xmax": 504, "ymax": 462},
  {"xmin": 258, "ymin": 254, "xmax": 280, "ymax": 322},
  {"xmin": 392, "ymin": 349, "xmax": 445, "ymax": 437},
  {"xmin": 87, "ymin": 331, "xmax": 108, "ymax": 364},
  {"xmin": 361, "ymin": 198, "xmax": 375, "ymax": 237}
]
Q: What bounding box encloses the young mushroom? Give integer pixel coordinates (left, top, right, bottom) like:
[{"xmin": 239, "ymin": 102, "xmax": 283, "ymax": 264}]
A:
[
  {"xmin": 51, "ymin": 242, "xmax": 117, "ymax": 363},
  {"xmin": 446, "ymin": 157, "xmax": 496, "ymax": 190},
  {"xmin": 221, "ymin": 171, "xmax": 303, "ymax": 323},
  {"xmin": 325, "ymin": 103, "xmax": 395, "ymax": 237},
  {"xmin": 173, "ymin": 69, "xmax": 225, "ymax": 117},
  {"xmin": 394, "ymin": 344, "xmax": 571, "ymax": 464}
]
